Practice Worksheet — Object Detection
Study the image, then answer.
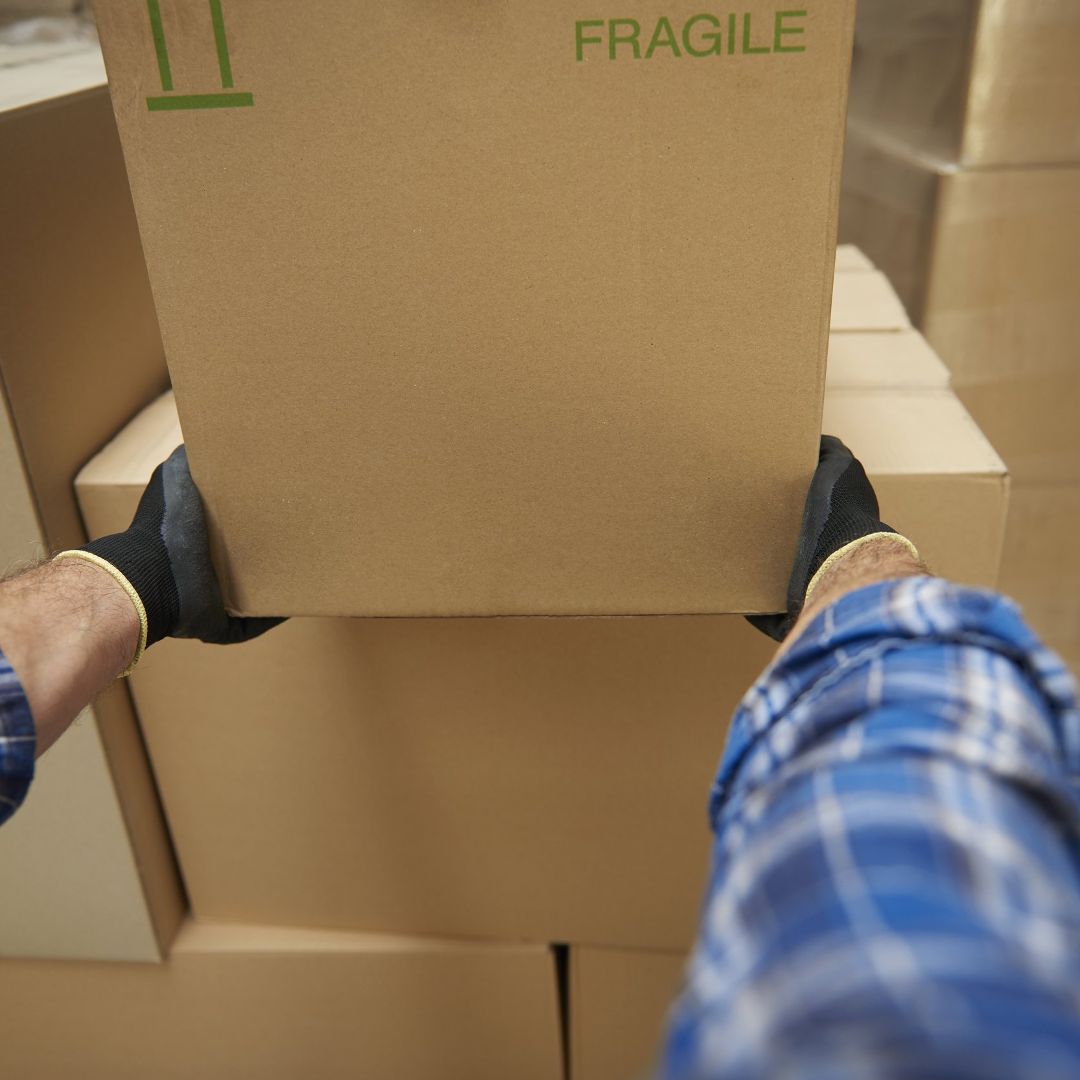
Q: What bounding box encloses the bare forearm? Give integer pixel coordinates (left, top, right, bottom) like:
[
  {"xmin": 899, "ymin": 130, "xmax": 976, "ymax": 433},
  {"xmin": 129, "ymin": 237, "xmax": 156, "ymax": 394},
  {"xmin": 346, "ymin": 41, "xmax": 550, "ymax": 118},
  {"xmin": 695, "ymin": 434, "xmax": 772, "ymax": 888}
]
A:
[
  {"xmin": 778, "ymin": 535, "xmax": 929, "ymax": 659},
  {"xmin": 0, "ymin": 560, "xmax": 139, "ymax": 756}
]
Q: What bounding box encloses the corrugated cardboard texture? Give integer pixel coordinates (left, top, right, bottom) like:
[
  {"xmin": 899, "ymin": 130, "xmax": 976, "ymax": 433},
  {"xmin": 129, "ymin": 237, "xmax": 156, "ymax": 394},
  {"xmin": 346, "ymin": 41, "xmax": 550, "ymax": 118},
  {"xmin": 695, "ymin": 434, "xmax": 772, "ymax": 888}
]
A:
[
  {"xmin": 76, "ymin": 387, "xmax": 1006, "ymax": 949},
  {"xmin": 848, "ymin": 0, "xmax": 1080, "ymax": 168},
  {"xmin": 94, "ymin": 0, "xmax": 856, "ymax": 617},
  {"xmin": 0, "ymin": 59, "xmax": 182, "ymax": 960},
  {"xmin": 570, "ymin": 946, "xmax": 686, "ymax": 1080},
  {"xmin": 0, "ymin": 921, "xmax": 562, "ymax": 1079}
]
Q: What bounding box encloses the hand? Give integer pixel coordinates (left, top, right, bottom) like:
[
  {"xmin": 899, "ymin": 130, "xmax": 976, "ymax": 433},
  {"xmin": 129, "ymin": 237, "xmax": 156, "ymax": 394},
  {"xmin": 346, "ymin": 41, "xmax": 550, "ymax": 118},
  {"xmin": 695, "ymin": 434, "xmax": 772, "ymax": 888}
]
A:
[
  {"xmin": 748, "ymin": 436, "xmax": 917, "ymax": 642},
  {"xmin": 71, "ymin": 446, "xmax": 282, "ymax": 649}
]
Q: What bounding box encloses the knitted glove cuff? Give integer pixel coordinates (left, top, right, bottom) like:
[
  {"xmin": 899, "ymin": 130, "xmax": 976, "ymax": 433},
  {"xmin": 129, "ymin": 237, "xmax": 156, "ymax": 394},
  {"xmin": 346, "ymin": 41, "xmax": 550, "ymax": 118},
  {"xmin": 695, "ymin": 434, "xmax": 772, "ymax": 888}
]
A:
[{"xmin": 78, "ymin": 529, "xmax": 180, "ymax": 648}]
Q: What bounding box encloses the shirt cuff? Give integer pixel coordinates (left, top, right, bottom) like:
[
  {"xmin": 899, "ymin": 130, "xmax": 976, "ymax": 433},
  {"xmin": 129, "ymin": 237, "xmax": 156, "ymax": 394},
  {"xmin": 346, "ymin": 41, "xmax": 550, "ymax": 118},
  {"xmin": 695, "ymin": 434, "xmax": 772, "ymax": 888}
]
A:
[
  {"xmin": 711, "ymin": 576, "xmax": 1080, "ymax": 837},
  {"xmin": 0, "ymin": 649, "xmax": 36, "ymax": 826}
]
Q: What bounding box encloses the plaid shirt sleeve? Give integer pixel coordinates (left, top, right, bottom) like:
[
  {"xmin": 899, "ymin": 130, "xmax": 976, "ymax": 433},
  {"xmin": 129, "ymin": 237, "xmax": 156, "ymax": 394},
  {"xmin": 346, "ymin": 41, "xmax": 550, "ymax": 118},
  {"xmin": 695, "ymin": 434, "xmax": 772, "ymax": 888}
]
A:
[
  {"xmin": 0, "ymin": 648, "xmax": 35, "ymax": 827},
  {"xmin": 663, "ymin": 576, "xmax": 1080, "ymax": 1080}
]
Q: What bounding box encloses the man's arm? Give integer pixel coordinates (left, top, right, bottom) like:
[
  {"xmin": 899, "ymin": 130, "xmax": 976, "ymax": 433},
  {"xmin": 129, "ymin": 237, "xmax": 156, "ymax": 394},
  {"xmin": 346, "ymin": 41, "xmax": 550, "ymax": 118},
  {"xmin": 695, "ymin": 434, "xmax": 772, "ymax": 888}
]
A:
[
  {"xmin": 664, "ymin": 439, "xmax": 1080, "ymax": 1079},
  {"xmin": 775, "ymin": 530, "xmax": 926, "ymax": 659},
  {"xmin": 0, "ymin": 559, "xmax": 138, "ymax": 756},
  {"xmin": 0, "ymin": 445, "xmax": 281, "ymax": 827}
]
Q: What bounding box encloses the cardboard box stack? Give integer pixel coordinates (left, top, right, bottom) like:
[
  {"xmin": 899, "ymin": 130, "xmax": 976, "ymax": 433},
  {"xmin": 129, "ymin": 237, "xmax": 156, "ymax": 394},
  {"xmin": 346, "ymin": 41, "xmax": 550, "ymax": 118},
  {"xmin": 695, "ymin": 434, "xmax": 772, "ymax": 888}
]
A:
[
  {"xmin": 21, "ymin": 254, "xmax": 1000, "ymax": 1078},
  {"xmin": 839, "ymin": 0, "xmax": 1080, "ymax": 672},
  {"xmin": 0, "ymin": 50, "xmax": 180, "ymax": 963},
  {"xmin": 0, "ymin": 4, "xmax": 1019, "ymax": 1077}
]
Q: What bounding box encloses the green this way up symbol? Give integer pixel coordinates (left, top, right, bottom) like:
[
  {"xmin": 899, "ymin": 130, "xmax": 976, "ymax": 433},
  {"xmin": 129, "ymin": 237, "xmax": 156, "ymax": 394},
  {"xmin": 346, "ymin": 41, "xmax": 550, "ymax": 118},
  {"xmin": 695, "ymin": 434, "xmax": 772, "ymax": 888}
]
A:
[{"xmin": 145, "ymin": 0, "xmax": 255, "ymax": 111}]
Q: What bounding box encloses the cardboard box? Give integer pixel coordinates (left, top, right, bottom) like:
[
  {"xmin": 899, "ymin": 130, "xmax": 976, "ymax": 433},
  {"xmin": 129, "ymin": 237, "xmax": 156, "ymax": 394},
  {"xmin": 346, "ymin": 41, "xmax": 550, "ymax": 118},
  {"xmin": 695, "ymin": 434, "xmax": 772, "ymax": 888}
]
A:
[
  {"xmin": 834, "ymin": 244, "xmax": 875, "ymax": 273},
  {"xmin": 826, "ymin": 331, "xmax": 950, "ymax": 390},
  {"xmin": 75, "ymin": 386, "xmax": 1006, "ymax": 950},
  {"xmin": 0, "ymin": 920, "xmax": 563, "ymax": 1079},
  {"xmin": 848, "ymin": 0, "xmax": 1080, "ymax": 168},
  {"xmin": 830, "ymin": 269, "xmax": 911, "ymax": 333},
  {"xmin": 93, "ymin": 0, "xmax": 856, "ymax": 618},
  {"xmin": 0, "ymin": 51, "xmax": 168, "ymax": 554},
  {"xmin": 569, "ymin": 946, "xmax": 686, "ymax": 1080},
  {"xmin": 0, "ymin": 53, "xmax": 179, "ymax": 961},
  {"xmin": 840, "ymin": 126, "xmax": 1080, "ymax": 482}
]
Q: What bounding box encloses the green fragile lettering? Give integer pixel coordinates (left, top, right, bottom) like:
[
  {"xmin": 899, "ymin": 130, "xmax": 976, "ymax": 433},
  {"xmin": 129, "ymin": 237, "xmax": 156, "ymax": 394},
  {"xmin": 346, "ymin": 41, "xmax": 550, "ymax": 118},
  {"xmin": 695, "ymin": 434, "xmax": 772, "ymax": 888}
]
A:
[
  {"xmin": 575, "ymin": 10, "xmax": 810, "ymax": 61},
  {"xmin": 608, "ymin": 18, "xmax": 641, "ymax": 59},
  {"xmin": 682, "ymin": 14, "xmax": 723, "ymax": 58},
  {"xmin": 741, "ymin": 12, "xmax": 770, "ymax": 53},
  {"xmin": 646, "ymin": 16, "xmax": 681, "ymax": 58},
  {"xmin": 774, "ymin": 10, "xmax": 807, "ymax": 52},
  {"xmin": 575, "ymin": 19, "xmax": 604, "ymax": 61}
]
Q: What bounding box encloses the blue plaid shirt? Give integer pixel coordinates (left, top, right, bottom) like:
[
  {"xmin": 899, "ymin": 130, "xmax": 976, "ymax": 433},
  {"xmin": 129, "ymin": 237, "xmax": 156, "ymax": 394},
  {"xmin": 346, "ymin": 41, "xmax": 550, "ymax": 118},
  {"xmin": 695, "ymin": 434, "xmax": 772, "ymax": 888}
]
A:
[
  {"xmin": 0, "ymin": 650, "xmax": 34, "ymax": 827},
  {"xmin": 664, "ymin": 576, "xmax": 1080, "ymax": 1079}
]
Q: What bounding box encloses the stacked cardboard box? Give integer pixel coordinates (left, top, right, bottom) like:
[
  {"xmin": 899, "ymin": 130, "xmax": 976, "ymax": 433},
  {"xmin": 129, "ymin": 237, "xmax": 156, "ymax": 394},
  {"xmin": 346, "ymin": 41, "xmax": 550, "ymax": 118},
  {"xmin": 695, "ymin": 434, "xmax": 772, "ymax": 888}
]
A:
[
  {"xmin": 0, "ymin": 922, "xmax": 563, "ymax": 1080},
  {"xmin": 92, "ymin": 0, "xmax": 860, "ymax": 619},
  {"xmin": 839, "ymin": 0, "xmax": 1080, "ymax": 671},
  {"xmin": 0, "ymin": 51, "xmax": 180, "ymax": 963}
]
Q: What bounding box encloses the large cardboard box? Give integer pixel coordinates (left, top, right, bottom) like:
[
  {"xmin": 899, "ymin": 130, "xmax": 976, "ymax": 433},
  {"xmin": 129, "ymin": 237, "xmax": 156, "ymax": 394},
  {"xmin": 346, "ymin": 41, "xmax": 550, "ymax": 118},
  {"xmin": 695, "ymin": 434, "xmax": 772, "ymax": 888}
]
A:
[
  {"xmin": 0, "ymin": 53, "xmax": 180, "ymax": 961},
  {"xmin": 569, "ymin": 946, "xmax": 686, "ymax": 1080},
  {"xmin": 848, "ymin": 0, "xmax": 1080, "ymax": 168},
  {"xmin": 0, "ymin": 921, "xmax": 563, "ymax": 1079},
  {"xmin": 76, "ymin": 385, "xmax": 1006, "ymax": 951},
  {"xmin": 93, "ymin": 0, "xmax": 856, "ymax": 618}
]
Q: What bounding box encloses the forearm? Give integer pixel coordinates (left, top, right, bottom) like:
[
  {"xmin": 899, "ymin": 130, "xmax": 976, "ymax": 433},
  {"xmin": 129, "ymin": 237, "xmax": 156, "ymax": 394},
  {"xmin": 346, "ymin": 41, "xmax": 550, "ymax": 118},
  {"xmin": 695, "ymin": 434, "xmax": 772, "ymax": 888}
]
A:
[
  {"xmin": 0, "ymin": 560, "xmax": 139, "ymax": 756},
  {"xmin": 666, "ymin": 555, "xmax": 1080, "ymax": 1077},
  {"xmin": 776, "ymin": 533, "xmax": 928, "ymax": 659}
]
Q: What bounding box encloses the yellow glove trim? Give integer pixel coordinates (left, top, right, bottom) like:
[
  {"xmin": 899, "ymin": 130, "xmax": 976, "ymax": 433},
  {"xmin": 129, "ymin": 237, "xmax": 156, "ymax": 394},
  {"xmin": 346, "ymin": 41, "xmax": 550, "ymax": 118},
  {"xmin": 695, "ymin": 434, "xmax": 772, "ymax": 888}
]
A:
[
  {"xmin": 52, "ymin": 550, "xmax": 148, "ymax": 677},
  {"xmin": 803, "ymin": 532, "xmax": 922, "ymax": 606}
]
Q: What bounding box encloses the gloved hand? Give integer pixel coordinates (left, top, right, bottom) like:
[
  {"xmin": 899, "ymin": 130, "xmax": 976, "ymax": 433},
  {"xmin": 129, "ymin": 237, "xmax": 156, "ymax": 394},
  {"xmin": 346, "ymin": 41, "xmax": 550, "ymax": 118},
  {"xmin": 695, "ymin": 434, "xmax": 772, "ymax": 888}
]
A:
[
  {"xmin": 55, "ymin": 446, "xmax": 281, "ymax": 672},
  {"xmin": 748, "ymin": 435, "xmax": 919, "ymax": 642}
]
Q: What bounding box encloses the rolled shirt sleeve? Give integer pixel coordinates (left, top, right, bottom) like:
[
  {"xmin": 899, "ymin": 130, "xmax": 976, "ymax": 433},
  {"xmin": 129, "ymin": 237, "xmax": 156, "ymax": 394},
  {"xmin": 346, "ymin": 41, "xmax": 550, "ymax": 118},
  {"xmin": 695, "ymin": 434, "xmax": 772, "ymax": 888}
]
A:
[
  {"xmin": 0, "ymin": 649, "xmax": 35, "ymax": 826},
  {"xmin": 664, "ymin": 576, "xmax": 1080, "ymax": 1079}
]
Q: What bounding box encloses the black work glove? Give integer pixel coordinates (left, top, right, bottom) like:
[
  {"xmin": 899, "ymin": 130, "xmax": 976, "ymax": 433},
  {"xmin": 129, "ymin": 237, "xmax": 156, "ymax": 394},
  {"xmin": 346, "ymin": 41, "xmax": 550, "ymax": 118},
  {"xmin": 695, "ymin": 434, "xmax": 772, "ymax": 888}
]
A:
[
  {"xmin": 76, "ymin": 445, "xmax": 282, "ymax": 648},
  {"xmin": 747, "ymin": 435, "xmax": 914, "ymax": 642}
]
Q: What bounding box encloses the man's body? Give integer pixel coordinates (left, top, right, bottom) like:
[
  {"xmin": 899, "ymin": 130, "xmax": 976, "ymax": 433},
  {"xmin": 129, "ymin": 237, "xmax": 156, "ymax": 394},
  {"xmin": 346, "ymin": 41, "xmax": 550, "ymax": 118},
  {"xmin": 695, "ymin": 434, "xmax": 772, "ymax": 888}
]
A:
[{"xmin": 0, "ymin": 441, "xmax": 1077, "ymax": 1078}]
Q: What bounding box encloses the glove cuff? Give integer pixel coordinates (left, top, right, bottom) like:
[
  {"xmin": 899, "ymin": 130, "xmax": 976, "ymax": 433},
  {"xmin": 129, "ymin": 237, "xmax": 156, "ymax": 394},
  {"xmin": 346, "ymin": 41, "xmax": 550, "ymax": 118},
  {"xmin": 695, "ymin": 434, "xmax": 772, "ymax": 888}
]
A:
[
  {"xmin": 52, "ymin": 550, "xmax": 148, "ymax": 676},
  {"xmin": 73, "ymin": 529, "xmax": 180, "ymax": 649}
]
